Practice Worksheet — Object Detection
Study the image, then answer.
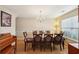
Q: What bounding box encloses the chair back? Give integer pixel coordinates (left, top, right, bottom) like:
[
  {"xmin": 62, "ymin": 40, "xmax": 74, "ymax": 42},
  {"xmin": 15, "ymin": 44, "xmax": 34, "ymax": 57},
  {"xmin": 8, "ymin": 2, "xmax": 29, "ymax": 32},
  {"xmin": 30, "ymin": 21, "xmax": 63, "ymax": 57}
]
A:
[
  {"xmin": 54, "ymin": 34, "xmax": 63, "ymax": 44},
  {"xmin": 46, "ymin": 31, "xmax": 50, "ymax": 34},
  {"xmin": 33, "ymin": 34, "xmax": 42, "ymax": 42},
  {"xmin": 33, "ymin": 31, "xmax": 37, "ymax": 34},
  {"xmin": 33, "ymin": 31, "xmax": 37, "ymax": 37},
  {"xmin": 23, "ymin": 32, "xmax": 27, "ymax": 41},
  {"xmin": 44, "ymin": 34, "xmax": 52, "ymax": 42},
  {"xmin": 39, "ymin": 31, "xmax": 43, "ymax": 35}
]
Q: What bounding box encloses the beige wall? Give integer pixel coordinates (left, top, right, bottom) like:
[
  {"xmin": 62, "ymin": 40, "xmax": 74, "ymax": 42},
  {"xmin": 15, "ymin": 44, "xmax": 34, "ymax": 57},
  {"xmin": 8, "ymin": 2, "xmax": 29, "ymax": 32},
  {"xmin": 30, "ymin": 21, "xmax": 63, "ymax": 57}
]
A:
[
  {"xmin": 53, "ymin": 8, "xmax": 78, "ymax": 33},
  {"xmin": 53, "ymin": 17, "xmax": 62, "ymax": 33},
  {"xmin": 16, "ymin": 17, "xmax": 54, "ymax": 38},
  {"xmin": 0, "ymin": 6, "xmax": 16, "ymax": 35}
]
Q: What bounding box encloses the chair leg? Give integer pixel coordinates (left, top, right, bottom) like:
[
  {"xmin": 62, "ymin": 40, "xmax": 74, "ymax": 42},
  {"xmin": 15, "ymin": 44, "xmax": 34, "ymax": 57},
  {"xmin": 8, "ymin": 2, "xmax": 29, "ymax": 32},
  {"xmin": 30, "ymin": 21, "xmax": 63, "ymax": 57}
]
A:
[
  {"xmin": 51, "ymin": 46, "xmax": 52, "ymax": 52},
  {"xmin": 60, "ymin": 44, "xmax": 62, "ymax": 51},
  {"xmin": 63, "ymin": 42, "xmax": 64, "ymax": 49},
  {"xmin": 32, "ymin": 44, "xmax": 35, "ymax": 51},
  {"xmin": 40, "ymin": 45, "xmax": 42, "ymax": 51},
  {"xmin": 44, "ymin": 46, "xmax": 45, "ymax": 51},
  {"xmin": 33, "ymin": 47, "xmax": 35, "ymax": 51},
  {"xmin": 44, "ymin": 48, "xmax": 45, "ymax": 51},
  {"xmin": 53, "ymin": 43, "xmax": 55, "ymax": 50},
  {"xmin": 50, "ymin": 43, "xmax": 52, "ymax": 51},
  {"xmin": 24, "ymin": 42, "xmax": 26, "ymax": 51},
  {"xmin": 32, "ymin": 45, "xmax": 35, "ymax": 51}
]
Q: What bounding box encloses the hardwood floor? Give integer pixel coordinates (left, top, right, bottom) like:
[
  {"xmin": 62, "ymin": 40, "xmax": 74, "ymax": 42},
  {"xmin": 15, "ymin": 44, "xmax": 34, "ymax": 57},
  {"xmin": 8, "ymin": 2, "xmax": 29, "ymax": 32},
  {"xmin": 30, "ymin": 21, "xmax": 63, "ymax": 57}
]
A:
[{"xmin": 16, "ymin": 38, "xmax": 75, "ymax": 54}]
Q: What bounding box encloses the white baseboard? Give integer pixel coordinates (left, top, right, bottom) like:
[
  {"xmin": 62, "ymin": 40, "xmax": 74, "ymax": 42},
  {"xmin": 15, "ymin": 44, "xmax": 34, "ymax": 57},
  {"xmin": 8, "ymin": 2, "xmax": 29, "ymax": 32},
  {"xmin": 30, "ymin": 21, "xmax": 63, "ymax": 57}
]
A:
[{"xmin": 64, "ymin": 36, "xmax": 78, "ymax": 42}]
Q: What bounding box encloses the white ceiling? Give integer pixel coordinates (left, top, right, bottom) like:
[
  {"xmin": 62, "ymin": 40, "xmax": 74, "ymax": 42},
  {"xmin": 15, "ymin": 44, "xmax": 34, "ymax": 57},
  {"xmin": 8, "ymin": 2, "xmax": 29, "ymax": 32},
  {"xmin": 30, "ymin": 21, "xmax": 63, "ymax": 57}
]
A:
[{"xmin": 1, "ymin": 5, "xmax": 77, "ymax": 18}]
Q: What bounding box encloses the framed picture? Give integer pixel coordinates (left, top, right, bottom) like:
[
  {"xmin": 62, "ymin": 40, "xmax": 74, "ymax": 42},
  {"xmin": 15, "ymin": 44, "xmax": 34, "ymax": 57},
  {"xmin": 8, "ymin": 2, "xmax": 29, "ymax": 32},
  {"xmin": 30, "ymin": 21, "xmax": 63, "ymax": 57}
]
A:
[{"xmin": 1, "ymin": 11, "xmax": 11, "ymax": 27}]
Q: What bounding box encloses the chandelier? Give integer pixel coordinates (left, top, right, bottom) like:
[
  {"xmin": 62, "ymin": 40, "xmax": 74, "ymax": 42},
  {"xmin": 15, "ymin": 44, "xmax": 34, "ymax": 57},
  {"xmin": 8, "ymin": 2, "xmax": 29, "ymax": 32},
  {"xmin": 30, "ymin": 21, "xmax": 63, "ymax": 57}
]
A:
[
  {"xmin": 39, "ymin": 10, "xmax": 42, "ymax": 23},
  {"xmin": 38, "ymin": 10, "xmax": 47, "ymax": 23}
]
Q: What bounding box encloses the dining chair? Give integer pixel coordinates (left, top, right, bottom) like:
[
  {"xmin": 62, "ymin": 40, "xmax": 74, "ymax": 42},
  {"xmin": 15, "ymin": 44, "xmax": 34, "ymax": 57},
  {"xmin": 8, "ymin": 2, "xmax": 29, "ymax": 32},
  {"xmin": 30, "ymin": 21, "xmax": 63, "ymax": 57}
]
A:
[
  {"xmin": 53, "ymin": 34, "xmax": 65, "ymax": 50},
  {"xmin": 32, "ymin": 34, "xmax": 42, "ymax": 51},
  {"xmin": 23, "ymin": 32, "xmax": 32, "ymax": 51},
  {"xmin": 43, "ymin": 34, "xmax": 53, "ymax": 51}
]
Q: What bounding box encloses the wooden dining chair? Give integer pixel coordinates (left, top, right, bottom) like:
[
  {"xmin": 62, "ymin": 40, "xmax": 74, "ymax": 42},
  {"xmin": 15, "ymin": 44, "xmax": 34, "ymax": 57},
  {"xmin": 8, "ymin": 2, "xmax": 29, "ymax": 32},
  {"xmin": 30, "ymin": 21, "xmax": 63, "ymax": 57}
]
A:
[
  {"xmin": 32, "ymin": 34, "xmax": 42, "ymax": 51},
  {"xmin": 53, "ymin": 34, "xmax": 65, "ymax": 50},
  {"xmin": 23, "ymin": 32, "xmax": 32, "ymax": 51},
  {"xmin": 23, "ymin": 32, "xmax": 27, "ymax": 51},
  {"xmin": 43, "ymin": 34, "xmax": 53, "ymax": 51}
]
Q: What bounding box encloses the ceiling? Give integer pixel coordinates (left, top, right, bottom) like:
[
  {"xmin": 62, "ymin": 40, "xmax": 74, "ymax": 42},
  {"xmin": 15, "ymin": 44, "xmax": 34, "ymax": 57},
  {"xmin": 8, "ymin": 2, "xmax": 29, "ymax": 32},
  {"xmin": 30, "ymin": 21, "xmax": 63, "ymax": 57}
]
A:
[{"xmin": 1, "ymin": 5, "xmax": 77, "ymax": 18}]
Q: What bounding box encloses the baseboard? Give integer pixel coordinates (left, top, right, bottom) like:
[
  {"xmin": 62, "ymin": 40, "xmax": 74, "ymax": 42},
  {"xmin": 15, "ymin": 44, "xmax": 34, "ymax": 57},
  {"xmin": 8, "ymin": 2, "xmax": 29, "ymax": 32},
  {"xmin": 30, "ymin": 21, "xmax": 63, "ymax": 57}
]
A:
[{"xmin": 64, "ymin": 36, "xmax": 78, "ymax": 43}]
